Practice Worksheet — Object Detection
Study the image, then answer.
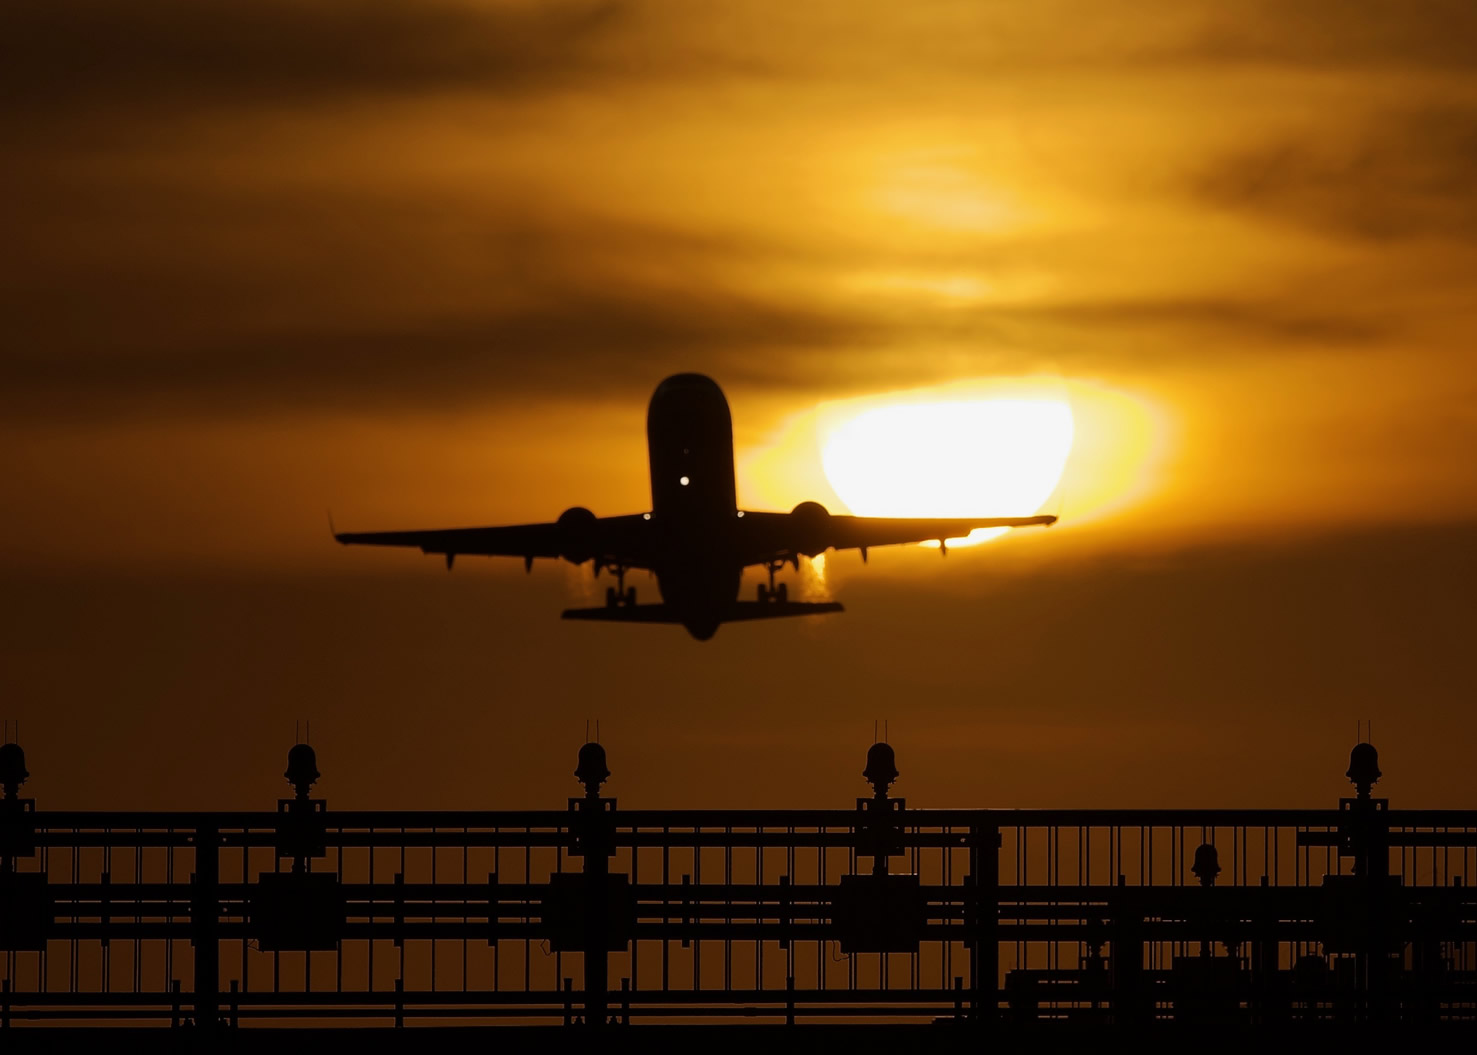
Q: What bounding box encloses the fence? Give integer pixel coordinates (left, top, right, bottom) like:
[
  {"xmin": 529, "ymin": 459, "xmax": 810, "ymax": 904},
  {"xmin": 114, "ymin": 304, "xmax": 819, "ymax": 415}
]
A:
[{"xmin": 0, "ymin": 738, "xmax": 1472, "ymax": 1029}]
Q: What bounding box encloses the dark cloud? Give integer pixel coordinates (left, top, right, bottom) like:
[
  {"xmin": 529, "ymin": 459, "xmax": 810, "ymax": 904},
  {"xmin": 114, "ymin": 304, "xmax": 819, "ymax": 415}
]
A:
[
  {"xmin": 0, "ymin": 1, "xmax": 1459, "ymax": 422},
  {"xmin": 0, "ymin": 0, "xmax": 631, "ymax": 114},
  {"xmin": 0, "ymin": 202, "xmax": 864, "ymax": 418},
  {"xmin": 0, "ymin": 222, "xmax": 1389, "ymax": 421},
  {"xmin": 915, "ymin": 298, "xmax": 1388, "ymax": 356},
  {"xmin": 8, "ymin": 0, "xmax": 1476, "ymax": 128},
  {"xmin": 1197, "ymin": 105, "xmax": 1477, "ymax": 241},
  {"xmin": 1161, "ymin": 1, "xmax": 1477, "ymax": 70},
  {"xmin": 900, "ymin": 0, "xmax": 1477, "ymax": 77},
  {"xmin": 0, "ymin": 285, "xmax": 855, "ymax": 420}
]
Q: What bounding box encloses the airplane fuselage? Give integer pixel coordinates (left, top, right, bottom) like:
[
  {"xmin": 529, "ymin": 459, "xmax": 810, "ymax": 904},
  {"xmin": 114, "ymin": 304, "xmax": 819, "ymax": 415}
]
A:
[{"xmin": 645, "ymin": 374, "xmax": 743, "ymax": 640}]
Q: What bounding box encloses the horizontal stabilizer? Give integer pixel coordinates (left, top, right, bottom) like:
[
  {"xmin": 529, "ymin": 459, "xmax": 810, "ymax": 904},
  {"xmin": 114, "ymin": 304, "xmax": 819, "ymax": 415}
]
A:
[
  {"xmin": 562, "ymin": 600, "xmax": 844, "ymax": 625},
  {"xmin": 562, "ymin": 604, "xmax": 686, "ymax": 624},
  {"xmin": 723, "ymin": 600, "xmax": 844, "ymax": 621}
]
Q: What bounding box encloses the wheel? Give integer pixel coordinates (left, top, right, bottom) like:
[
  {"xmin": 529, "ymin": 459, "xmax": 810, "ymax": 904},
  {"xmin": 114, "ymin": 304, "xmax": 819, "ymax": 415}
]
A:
[
  {"xmin": 776, "ymin": 583, "xmax": 788, "ymax": 603},
  {"xmin": 625, "ymin": 586, "xmax": 637, "ymax": 606},
  {"xmin": 605, "ymin": 586, "xmax": 617, "ymax": 608},
  {"xmin": 757, "ymin": 583, "xmax": 768, "ymax": 603}
]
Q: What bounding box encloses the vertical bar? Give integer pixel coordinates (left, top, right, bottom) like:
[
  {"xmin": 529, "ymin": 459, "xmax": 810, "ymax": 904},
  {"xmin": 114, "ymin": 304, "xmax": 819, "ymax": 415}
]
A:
[
  {"xmin": 240, "ymin": 842, "xmax": 249, "ymax": 1000},
  {"xmin": 493, "ymin": 829, "xmax": 500, "ymax": 994},
  {"xmin": 756, "ymin": 834, "xmax": 762, "ymax": 991},
  {"xmin": 778, "ymin": 874, "xmax": 791, "ymax": 952},
  {"xmin": 1111, "ymin": 873, "xmax": 1143, "ymax": 1025},
  {"xmin": 582, "ymin": 803, "xmax": 609, "ymax": 1027},
  {"xmin": 134, "ymin": 839, "xmax": 142, "ymax": 996},
  {"xmin": 192, "ymin": 823, "xmax": 219, "ymax": 1028},
  {"xmin": 162, "ymin": 835, "xmax": 171, "ymax": 1001},
  {"xmin": 368, "ymin": 834, "xmax": 375, "ymax": 993},
  {"xmin": 969, "ymin": 823, "xmax": 999, "ymax": 1024},
  {"xmin": 694, "ymin": 842, "xmax": 702, "ymax": 990},
  {"xmin": 462, "ymin": 830, "xmax": 468, "ymax": 995},
  {"xmin": 336, "ymin": 835, "xmax": 344, "ymax": 994},
  {"xmin": 661, "ymin": 831, "xmax": 670, "ymax": 993},
  {"xmin": 723, "ymin": 826, "xmax": 732, "ymax": 993},
  {"xmin": 631, "ymin": 830, "xmax": 639, "ymax": 995},
  {"xmin": 817, "ymin": 828, "xmax": 824, "ymax": 992},
  {"xmin": 100, "ymin": 868, "xmax": 111, "ymax": 995},
  {"xmin": 524, "ymin": 836, "xmax": 530, "ymax": 995}
]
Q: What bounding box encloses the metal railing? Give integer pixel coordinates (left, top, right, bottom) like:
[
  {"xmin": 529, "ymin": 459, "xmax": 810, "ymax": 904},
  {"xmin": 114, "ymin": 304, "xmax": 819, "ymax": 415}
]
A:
[{"xmin": 0, "ymin": 739, "xmax": 1472, "ymax": 1029}]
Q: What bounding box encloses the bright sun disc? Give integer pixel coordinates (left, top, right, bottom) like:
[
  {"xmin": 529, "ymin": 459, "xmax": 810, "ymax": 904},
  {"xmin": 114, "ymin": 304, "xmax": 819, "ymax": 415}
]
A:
[{"xmin": 820, "ymin": 393, "xmax": 1074, "ymax": 545}]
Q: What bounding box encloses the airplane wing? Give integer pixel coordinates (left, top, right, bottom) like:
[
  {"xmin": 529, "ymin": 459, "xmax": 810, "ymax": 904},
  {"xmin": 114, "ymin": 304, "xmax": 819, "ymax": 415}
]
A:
[
  {"xmin": 737, "ymin": 508, "xmax": 1056, "ymax": 566},
  {"xmin": 334, "ymin": 513, "xmax": 656, "ymax": 569}
]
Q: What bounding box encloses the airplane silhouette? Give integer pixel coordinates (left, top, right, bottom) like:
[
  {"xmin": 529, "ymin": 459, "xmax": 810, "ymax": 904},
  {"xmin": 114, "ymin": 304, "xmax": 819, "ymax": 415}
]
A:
[{"xmin": 335, "ymin": 374, "xmax": 1057, "ymax": 639}]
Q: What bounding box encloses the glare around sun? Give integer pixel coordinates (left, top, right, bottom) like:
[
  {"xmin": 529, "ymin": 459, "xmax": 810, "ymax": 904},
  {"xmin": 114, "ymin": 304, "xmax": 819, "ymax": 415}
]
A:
[{"xmin": 819, "ymin": 394, "xmax": 1074, "ymax": 546}]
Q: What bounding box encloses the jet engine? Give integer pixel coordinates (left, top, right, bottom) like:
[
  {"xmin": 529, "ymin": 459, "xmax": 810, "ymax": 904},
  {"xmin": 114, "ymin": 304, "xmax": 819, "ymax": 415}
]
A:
[
  {"xmin": 790, "ymin": 500, "xmax": 831, "ymax": 557},
  {"xmin": 556, "ymin": 506, "xmax": 598, "ymax": 564}
]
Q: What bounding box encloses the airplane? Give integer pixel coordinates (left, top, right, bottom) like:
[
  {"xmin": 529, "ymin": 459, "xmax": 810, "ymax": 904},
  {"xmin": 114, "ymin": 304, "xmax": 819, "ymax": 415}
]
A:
[{"xmin": 334, "ymin": 373, "xmax": 1057, "ymax": 639}]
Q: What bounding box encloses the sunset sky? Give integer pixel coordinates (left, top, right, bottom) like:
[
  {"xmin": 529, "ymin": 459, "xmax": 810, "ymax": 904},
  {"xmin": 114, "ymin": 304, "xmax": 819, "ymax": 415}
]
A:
[{"xmin": 2, "ymin": 1, "xmax": 1474, "ymax": 813}]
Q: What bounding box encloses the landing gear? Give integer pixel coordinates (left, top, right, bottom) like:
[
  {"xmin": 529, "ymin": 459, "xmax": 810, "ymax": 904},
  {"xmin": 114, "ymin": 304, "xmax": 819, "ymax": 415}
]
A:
[
  {"xmin": 604, "ymin": 585, "xmax": 636, "ymax": 608},
  {"xmin": 757, "ymin": 567, "xmax": 789, "ymax": 605},
  {"xmin": 601, "ymin": 565, "xmax": 636, "ymax": 608}
]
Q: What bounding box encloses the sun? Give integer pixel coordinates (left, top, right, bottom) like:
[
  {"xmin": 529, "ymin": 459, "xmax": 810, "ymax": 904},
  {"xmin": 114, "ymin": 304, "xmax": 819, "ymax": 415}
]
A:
[{"xmin": 818, "ymin": 384, "xmax": 1074, "ymax": 546}]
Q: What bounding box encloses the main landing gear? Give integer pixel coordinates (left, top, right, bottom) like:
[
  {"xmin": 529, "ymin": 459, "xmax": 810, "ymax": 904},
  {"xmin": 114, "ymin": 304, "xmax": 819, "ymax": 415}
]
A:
[
  {"xmin": 756, "ymin": 561, "xmax": 789, "ymax": 605},
  {"xmin": 600, "ymin": 564, "xmax": 637, "ymax": 608}
]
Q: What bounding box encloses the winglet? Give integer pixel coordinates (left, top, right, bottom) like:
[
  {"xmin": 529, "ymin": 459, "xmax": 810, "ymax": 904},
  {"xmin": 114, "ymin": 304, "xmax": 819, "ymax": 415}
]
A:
[{"xmin": 328, "ymin": 509, "xmax": 343, "ymax": 544}]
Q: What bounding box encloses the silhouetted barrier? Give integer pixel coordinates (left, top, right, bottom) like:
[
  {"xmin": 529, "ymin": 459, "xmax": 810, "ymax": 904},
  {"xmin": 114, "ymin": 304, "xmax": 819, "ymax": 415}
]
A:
[{"xmin": 0, "ymin": 738, "xmax": 1473, "ymax": 1033}]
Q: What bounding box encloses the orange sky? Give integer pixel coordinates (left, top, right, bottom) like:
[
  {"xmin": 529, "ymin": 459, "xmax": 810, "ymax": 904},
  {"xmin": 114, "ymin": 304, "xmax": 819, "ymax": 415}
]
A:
[{"xmin": 2, "ymin": 1, "xmax": 1475, "ymax": 814}]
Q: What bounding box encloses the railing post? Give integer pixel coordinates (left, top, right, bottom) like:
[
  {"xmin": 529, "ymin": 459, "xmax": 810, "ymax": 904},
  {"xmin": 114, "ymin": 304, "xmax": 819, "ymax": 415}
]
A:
[
  {"xmin": 573, "ymin": 741, "xmax": 614, "ymax": 1028},
  {"xmin": 1111, "ymin": 874, "xmax": 1146, "ymax": 1026},
  {"xmin": 191, "ymin": 824, "xmax": 219, "ymax": 1028},
  {"xmin": 581, "ymin": 803, "xmax": 610, "ymax": 1026},
  {"xmin": 967, "ymin": 824, "xmax": 1000, "ymax": 1024}
]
